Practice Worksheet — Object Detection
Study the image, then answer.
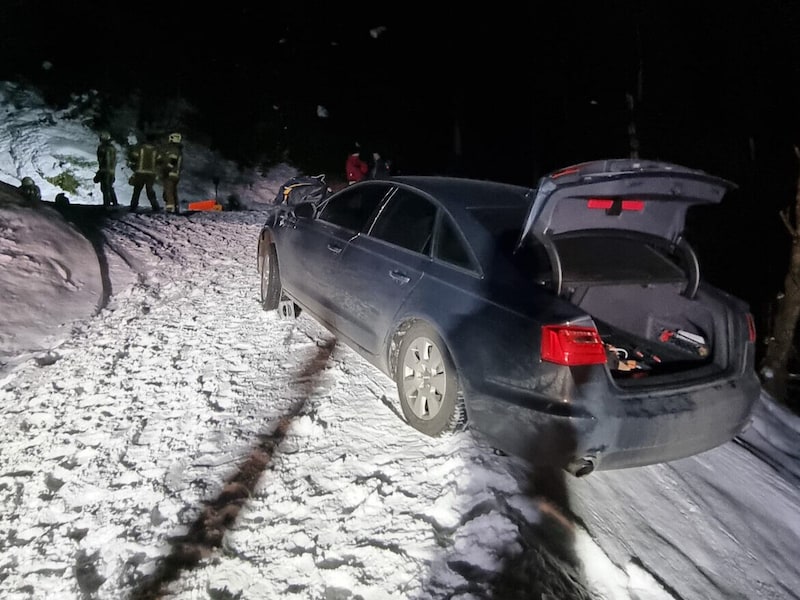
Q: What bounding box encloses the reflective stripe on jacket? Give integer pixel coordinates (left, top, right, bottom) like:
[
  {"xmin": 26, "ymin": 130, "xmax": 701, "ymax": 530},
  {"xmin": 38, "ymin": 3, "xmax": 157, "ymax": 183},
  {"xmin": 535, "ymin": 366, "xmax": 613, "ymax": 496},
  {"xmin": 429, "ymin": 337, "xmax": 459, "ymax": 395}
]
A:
[{"xmin": 130, "ymin": 143, "xmax": 158, "ymax": 175}]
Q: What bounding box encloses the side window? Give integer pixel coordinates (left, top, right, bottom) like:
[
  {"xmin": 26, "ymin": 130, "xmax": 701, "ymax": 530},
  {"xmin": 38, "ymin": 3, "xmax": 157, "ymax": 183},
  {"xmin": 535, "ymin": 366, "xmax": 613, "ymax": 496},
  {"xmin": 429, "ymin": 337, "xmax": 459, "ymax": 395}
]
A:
[
  {"xmin": 369, "ymin": 189, "xmax": 436, "ymax": 254},
  {"xmin": 436, "ymin": 214, "xmax": 475, "ymax": 270},
  {"xmin": 317, "ymin": 184, "xmax": 390, "ymax": 232}
]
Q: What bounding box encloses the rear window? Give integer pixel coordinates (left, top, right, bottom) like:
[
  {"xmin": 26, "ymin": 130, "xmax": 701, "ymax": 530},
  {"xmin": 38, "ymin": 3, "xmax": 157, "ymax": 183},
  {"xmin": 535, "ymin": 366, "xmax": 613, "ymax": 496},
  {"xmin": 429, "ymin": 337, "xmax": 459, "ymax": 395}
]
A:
[
  {"xmin": 469, "ymin": 206, "xmax": 551, "ymax": 280},
  {"xmin": 469, "ymin": 206, "xmax": 527, "ymax": 238},
  {"xmin": 468, "ymin": 206, "xmax": 529, "ymax": 262},
  {"xmin": 555, "ymin": 236, "xmax": 686, "ymax": 284}
]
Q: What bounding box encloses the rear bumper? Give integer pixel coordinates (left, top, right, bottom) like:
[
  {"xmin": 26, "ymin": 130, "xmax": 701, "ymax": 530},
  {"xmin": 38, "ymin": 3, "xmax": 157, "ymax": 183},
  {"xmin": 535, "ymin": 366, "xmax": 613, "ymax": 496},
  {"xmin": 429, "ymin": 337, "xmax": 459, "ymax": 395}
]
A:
[{"xmin": 465, "ymin": 371, "xmax": 762, "ymax": 475}]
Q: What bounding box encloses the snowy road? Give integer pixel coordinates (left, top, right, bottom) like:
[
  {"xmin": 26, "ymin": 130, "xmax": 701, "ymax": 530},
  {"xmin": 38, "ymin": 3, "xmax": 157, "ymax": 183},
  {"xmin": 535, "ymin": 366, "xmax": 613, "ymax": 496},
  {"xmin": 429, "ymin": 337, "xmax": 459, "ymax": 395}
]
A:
[{"xmin": 1, "ymin": 209, "xmax": 798, "ymax": 600}]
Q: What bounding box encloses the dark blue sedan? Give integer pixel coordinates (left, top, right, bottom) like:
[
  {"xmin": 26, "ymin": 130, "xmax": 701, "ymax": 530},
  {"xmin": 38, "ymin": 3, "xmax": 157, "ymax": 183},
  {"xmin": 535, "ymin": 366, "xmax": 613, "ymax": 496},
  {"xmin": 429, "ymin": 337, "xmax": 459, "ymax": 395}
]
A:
[{"xmin": 257, "ymin": 159, "xmax": 761, "ymax": 476}]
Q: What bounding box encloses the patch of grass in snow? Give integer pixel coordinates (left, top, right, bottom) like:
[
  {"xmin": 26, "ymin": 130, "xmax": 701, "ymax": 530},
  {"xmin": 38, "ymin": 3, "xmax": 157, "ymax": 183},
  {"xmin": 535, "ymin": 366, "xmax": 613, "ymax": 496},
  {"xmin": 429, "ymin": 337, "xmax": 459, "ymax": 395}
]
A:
[{"xmin": 45, "ymin": 170, "xmax": 81, "ymax": 194}]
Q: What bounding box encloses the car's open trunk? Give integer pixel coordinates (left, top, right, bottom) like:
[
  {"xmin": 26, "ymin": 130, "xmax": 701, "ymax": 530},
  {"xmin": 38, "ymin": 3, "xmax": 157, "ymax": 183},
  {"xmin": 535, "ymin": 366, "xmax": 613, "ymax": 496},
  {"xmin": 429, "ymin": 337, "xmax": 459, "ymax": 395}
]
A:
[
  {"xmin": 518, "ymin": 159, "xmax": 743, "ymax": 387},
  {"xmin": 554, "ymin": 234, "xmax": 731, "ymax": 386},
  {"xmin": 571, "ymin": 282, "xmax": 730, "ymax": 386}
]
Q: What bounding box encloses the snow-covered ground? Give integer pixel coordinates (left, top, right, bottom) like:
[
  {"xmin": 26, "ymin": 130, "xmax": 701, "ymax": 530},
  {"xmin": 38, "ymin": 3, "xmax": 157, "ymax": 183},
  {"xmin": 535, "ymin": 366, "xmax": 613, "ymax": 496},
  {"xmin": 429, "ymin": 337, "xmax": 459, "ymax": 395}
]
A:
[{"xmin": 2, "ymin": 81, "xmax": 800, "ymax": 600}]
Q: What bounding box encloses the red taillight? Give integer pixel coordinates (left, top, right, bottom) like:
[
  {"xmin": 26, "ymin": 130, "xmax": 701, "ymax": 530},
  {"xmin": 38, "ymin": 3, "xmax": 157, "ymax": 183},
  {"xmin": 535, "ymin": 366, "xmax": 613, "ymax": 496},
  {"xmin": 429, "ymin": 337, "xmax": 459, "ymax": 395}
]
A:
[
  {"xmin": 746, "ymin": 313, "xmax": 757, "ymax": 343},
  {"xmin": 587, "ymin": 198, "xmax": 644, "ymax": 211},
  {"xmin": 621, "ymin": 200, "xmax": 644, "ymax": 211},
  {"xmin": 541, "ymin": 325, "xmax": 608, "ymax": 366},
  {"xmin": 587, "ymin": 198, "xmax": 614, "ymax": 209}
]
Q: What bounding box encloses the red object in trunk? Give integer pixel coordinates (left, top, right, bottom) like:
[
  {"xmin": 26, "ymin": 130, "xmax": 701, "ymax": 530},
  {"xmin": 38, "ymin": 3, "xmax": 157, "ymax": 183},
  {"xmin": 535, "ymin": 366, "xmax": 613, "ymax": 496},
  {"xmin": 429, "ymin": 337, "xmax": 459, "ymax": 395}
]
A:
[{"xmin": 541, "ymin": 325, "xmax": 608, "ymax": 366}]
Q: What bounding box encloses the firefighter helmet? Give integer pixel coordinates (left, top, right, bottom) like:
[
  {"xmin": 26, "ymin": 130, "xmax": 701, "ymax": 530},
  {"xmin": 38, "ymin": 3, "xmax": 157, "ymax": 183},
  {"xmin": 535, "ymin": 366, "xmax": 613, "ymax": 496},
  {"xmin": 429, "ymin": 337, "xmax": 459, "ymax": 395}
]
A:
[
  {"xmin": 169, "ymin": 132, "xmax": 182, "ymax": 144},
  {"xmin": 21, "ymin": 177, "xmax": 34, "ymax": 186},
  {"xmin": 99, "ymin": 131, "xmax": 111, "ymax": 142}
]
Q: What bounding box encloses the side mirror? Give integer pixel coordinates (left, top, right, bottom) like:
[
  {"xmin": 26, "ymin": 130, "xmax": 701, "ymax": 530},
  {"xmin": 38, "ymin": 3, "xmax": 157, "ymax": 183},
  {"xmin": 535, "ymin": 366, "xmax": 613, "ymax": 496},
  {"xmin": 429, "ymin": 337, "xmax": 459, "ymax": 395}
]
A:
[{"xmin": 294, "ymin": 202, "xmax": 316, "ymax": 219}]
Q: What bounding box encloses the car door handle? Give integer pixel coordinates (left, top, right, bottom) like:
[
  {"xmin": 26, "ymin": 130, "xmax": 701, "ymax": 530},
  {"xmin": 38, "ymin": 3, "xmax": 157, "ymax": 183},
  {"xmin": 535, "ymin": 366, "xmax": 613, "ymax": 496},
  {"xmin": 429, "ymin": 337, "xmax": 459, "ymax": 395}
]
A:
[
  {"xmin": 390, "ymin": 270, "xmax": 411, "ymax": 285},
  {"xmin": 327, "ymin": 243, "xmax": 343, "ymax": 254}
]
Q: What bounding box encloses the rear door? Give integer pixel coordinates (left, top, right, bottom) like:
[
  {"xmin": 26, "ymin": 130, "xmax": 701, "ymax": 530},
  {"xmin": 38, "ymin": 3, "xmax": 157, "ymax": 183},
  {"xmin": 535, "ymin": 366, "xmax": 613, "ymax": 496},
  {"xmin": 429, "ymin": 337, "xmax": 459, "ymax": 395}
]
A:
[{"xmin": 335, "ymin": 186, "xmax": 437, "ymax": 354}]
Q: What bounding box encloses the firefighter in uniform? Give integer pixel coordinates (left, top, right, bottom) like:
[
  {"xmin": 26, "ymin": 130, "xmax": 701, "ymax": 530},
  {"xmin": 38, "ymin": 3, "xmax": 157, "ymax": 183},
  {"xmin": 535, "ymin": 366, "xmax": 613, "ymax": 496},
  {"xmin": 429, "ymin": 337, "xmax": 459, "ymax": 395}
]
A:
[
  {"xmin": 95, "ymin": 131, "xmax": 119, "ymax": 208},
  {"xmin": 158, "ymin": 132, "xmax": 183, "ymax": 213},
  {"xmin": 127, "ymin": 135, "xmax": 161, "ymax": 212}
]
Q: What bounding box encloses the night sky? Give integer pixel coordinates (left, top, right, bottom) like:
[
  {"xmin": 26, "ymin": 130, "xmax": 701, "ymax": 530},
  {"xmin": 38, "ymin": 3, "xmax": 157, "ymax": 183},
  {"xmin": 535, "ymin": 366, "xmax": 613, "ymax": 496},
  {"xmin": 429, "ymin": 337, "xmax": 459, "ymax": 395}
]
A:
[{"xmin": 2, "ymin": 1, "xmax": 800, "ymax": 317}]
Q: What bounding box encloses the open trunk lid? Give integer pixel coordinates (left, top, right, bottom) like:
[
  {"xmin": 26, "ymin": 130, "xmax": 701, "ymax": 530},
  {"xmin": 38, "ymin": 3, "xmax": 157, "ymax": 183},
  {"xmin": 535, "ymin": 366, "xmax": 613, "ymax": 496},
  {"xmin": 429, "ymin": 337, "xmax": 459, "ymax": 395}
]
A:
[
  {"xmin": 519, "ymin": 160, "xmax": 747, "ymax": 386},
  {"xmin": 519, "ymin": 158, "xmax": 736, "ymax": 244}
]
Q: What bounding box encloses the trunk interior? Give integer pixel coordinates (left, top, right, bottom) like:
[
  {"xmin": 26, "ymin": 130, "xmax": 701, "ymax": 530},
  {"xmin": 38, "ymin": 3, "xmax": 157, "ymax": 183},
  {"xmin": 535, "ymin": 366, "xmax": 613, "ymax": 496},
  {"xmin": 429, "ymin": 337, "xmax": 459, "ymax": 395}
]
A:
[
  {"xmin": 551, "ymin": 234, "xmax": 731, "ymax": 387},
  {"xmin": 568, "ymin": 281, "xmax": 729, "ymax": 386}
]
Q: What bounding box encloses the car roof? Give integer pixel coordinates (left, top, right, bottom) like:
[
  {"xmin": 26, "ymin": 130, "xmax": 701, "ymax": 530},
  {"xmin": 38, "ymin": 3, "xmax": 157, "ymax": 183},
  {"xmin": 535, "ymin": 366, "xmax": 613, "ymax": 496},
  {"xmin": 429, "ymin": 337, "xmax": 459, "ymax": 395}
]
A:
[
  {"xmin": 388, "ymin": 176, "xmax": 534, "ymax": 212},
  {"xmin": 375, "ymin": 176, "xmax": 534, "ymax": 269}
]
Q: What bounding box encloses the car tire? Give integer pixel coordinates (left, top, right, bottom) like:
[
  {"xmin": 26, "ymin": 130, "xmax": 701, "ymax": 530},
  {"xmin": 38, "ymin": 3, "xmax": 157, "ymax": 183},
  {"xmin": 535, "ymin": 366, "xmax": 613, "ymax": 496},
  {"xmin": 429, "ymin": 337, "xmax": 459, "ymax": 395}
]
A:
[
  {"xmin": 396, "ymin": 322, "xmax": 466, "ymax": 437},
  {"xmin": 260, "ymin": 244, "xmax": 281, "ymax": 311}
]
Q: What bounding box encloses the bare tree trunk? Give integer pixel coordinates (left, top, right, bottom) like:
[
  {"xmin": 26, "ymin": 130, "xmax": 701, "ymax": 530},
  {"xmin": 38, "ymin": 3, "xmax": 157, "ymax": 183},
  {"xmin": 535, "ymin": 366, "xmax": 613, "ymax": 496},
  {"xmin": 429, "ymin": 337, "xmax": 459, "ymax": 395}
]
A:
[
  {"xmin": 626, "ymin": 19, "xmax": 644, "ymax": 160},
  {"xmin": 626, "ymin": 93, "xmax": 639, "ymax": 159},
  {"xmin": 761, "ymin": 146, "xmax": 800, "ymax": 401}
]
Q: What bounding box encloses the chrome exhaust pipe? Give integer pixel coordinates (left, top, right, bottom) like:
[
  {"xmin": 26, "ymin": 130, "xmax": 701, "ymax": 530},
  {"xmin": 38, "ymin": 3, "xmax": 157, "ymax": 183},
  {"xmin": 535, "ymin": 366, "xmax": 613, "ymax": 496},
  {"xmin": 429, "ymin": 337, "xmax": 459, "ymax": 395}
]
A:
[{"xmin": 567, "ymin": 456, "xmax": 596, "ymax": 477}]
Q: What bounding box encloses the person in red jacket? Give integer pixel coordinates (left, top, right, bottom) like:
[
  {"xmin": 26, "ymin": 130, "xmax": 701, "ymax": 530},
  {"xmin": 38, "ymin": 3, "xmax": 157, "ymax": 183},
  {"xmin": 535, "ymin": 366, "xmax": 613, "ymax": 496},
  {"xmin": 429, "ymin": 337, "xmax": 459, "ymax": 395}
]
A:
[{"xmin": 345, "ymin": 145, "xmax": 369, "ymax": 185}]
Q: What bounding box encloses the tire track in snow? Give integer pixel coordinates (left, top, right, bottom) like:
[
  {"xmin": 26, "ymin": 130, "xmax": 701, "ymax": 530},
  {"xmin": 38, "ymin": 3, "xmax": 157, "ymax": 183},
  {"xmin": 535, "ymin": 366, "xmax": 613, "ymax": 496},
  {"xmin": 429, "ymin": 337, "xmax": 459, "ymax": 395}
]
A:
[{"xmin": 130, "ymin": 338, "xmax": 335, "ymax": 600}]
